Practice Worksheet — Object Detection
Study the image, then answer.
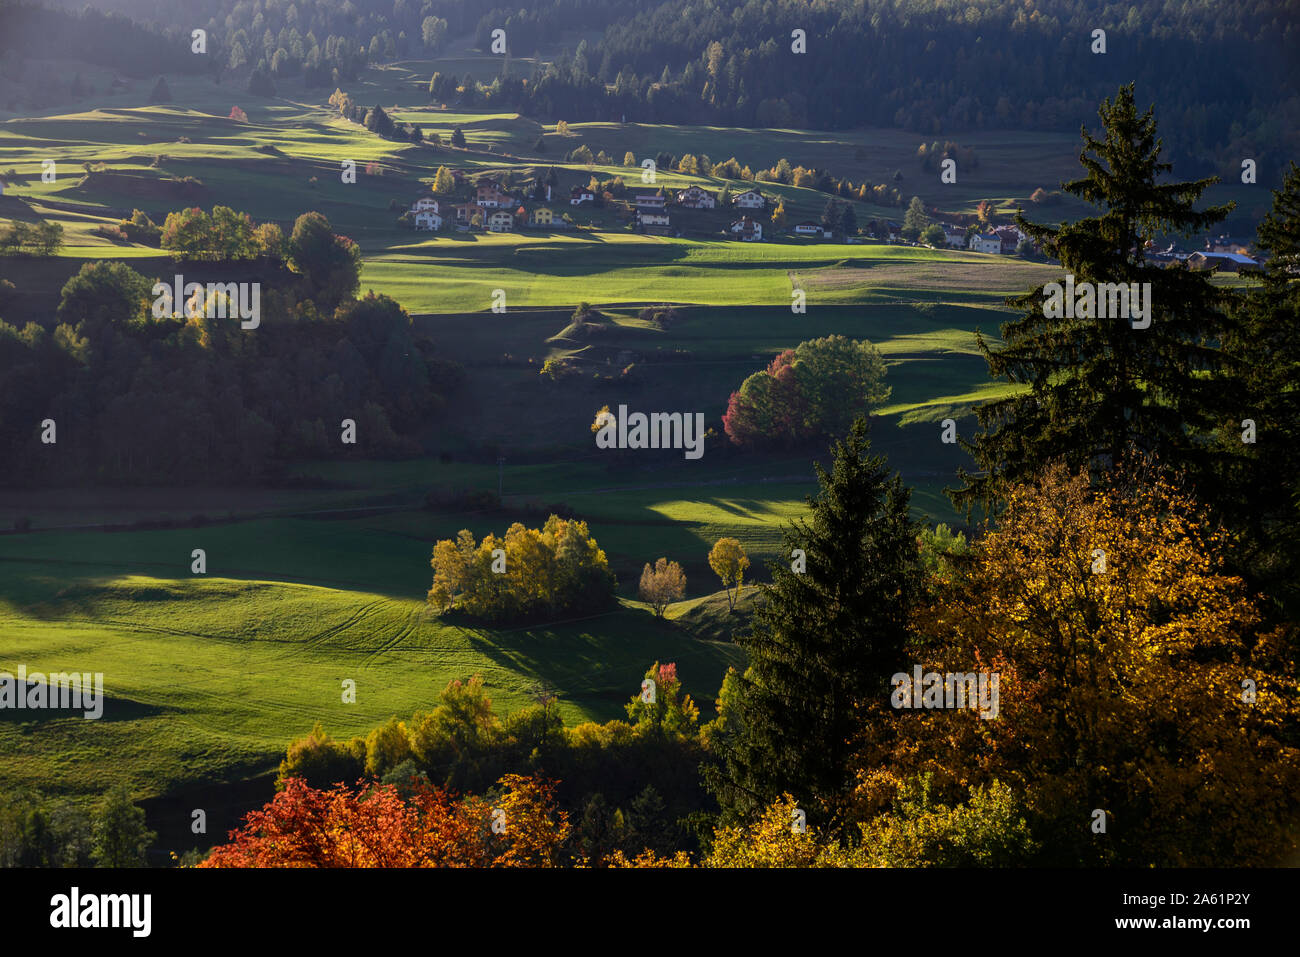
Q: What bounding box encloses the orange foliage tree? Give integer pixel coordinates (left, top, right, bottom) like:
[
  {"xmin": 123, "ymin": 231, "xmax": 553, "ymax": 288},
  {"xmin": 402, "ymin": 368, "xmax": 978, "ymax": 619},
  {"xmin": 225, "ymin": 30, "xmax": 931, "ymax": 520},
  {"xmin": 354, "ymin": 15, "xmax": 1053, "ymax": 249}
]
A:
[{"xmin": 200, "ymin": 773, "xmax": 568, "ymax": 868}]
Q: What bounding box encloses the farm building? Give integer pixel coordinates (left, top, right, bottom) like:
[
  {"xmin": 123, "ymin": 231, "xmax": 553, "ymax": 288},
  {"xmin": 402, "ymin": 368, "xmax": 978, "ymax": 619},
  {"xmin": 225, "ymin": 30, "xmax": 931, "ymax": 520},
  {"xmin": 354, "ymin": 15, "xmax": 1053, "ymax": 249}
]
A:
[
  {"xmin": 732, "ymin": 189, "xmax": 765, "ymax": 209},
  {"xmin": 793, "ymin": 221, "xmax": 826, "ymax": 237},
  {"xmin": 633, "ymin": 192, "xmax": 666, "ymax": 209},
  {"xmin": 532, "ymin": 207, "xmax": 554, "ymax": 225},
  {"xmin": 676, "ymin": 185, "xmax": 716, "ymax": 208},
  {"xmin": 942, "ymin": 225, "xmax": 967, "ymax": 246},
  {"xmin": 570, "ymin": 186, "xmax": 595, "ymax": 205},
  {"xmin": 410, "ymin": 197, "xmax": 440, "ymax": 214},
  {"xmin": 414, "ymin": 210, "xmax": 442, "ymax": 230},
  {"xmin": 488, "ymin": 210, "xmax": 515, "ymax": 232},
  {"xmin": 969, "ymin": 233, "xmax": 1001, "ymax": 254},
  {"xmin": 730, "ymin": 217, "xmax": 763, "ymax": 241},
  {"xmin": 1186, "ymin": 251, "xmax": 1261, "ymax": 273}
]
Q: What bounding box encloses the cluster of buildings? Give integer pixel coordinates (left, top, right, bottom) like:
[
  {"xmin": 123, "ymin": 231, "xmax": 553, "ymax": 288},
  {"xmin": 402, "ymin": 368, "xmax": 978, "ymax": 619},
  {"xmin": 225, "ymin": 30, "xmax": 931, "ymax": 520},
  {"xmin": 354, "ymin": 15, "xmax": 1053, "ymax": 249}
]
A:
[
  {"xmin": 604, "ymin": 184, "xmax": 768, "ymax": 239},
  {"xmin": 1148, "ymin": 235, "xmax": 1263, "ymax": 273},
  {"xmin": 406, "ymin": 178, "xmax": 1264, "ymax": 268},
  {"xmin": 408, "ymin": 177, "xmax": 570, "ymax": 233},
  {"xmin": 965, "ymin": 224, "xmax": 1030, "ymax": 254}
]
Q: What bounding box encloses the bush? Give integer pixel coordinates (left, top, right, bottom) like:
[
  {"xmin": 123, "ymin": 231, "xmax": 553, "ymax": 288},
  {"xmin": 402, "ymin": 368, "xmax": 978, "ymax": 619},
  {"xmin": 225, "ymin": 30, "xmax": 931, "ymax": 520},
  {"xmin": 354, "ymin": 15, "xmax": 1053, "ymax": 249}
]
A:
[{"xmin": 539, "ymin": 356, "xmax": 577, "ymax": 381}]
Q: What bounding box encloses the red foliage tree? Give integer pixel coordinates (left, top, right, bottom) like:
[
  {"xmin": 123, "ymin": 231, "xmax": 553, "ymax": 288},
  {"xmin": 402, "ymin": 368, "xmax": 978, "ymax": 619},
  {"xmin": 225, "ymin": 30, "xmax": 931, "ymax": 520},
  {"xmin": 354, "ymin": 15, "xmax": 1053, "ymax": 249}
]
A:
[{"xmin": 200, "ymin": 773, "xmax": 568, "ymax": 868}]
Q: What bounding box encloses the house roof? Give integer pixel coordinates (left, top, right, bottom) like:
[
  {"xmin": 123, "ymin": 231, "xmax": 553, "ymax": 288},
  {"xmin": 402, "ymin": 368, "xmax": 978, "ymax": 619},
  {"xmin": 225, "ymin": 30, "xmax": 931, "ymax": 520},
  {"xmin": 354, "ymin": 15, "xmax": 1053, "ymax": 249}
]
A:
[{"xmin": 1194, "ymin": 251, "xmax": 1259, "ymax": 264}]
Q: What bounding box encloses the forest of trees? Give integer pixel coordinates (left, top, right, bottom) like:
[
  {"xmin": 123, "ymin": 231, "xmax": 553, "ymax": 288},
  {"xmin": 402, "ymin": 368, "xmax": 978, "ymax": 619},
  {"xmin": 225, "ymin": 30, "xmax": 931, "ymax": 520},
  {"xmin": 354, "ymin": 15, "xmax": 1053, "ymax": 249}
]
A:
[
  {"xmin": 0, "ymin": 210, "xmax": 461, "ymax": 484},
  {"xmin": 6, "ymin": 0, "xmax": 1293, "ymax": 177}
]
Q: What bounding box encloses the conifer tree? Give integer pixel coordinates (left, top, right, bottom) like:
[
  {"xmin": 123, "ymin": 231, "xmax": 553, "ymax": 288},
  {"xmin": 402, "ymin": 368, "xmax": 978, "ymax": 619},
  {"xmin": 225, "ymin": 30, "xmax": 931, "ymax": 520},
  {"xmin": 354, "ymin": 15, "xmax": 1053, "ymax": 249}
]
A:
[
  {"xmin": 954, "ymin": 85, "xmax": 1234, "ymax": 511},
  {"xmin": 706, "ymin": 418, "xmax": 919, "ymax": 830},
  {"xmin": 900, "ymin": 195, "xmax": 928, "ymax": 240},
  {"xmin": 1216, "ymin": 162, "xmax": 1300, "ymax": 609},
  {"xmin": 148, "ymin": 75, "xmax": 171, "ymax": 103}
]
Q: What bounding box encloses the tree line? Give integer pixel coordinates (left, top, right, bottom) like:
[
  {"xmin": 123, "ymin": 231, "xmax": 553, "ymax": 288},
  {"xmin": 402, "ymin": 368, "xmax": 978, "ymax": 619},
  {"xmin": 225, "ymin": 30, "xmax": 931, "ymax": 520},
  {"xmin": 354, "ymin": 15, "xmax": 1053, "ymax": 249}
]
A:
[{"xmin": 0, "ymin": 210, "xmax": 462, "ymax": 486}]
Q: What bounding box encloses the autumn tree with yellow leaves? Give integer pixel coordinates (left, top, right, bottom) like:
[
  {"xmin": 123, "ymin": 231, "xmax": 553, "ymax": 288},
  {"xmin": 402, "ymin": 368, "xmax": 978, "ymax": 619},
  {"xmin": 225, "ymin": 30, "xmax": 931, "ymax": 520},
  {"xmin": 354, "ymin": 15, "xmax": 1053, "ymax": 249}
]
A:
[
  {"xmin": 428, "ymin": 515, "xmax": 616, "ymax": 623},
  {"xmin": 853, "ymin": 463, "xmax": 1300, "ymax": 866}
]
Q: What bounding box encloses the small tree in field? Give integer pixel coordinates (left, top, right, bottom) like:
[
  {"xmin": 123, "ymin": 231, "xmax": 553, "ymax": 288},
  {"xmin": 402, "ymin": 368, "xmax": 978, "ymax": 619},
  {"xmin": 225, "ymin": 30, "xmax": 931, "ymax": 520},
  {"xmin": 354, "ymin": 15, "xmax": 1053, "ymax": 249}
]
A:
[
  {"xmin": 640, "ymin": 558, "xmax": 686, "ymax": 617},
  {"xmin": 708, "ymin": 538, "xmax": 750, "ymax": 611},
  {"xmin": 229, "ymin": 105, "xmax": 248, "ymax": 122}
]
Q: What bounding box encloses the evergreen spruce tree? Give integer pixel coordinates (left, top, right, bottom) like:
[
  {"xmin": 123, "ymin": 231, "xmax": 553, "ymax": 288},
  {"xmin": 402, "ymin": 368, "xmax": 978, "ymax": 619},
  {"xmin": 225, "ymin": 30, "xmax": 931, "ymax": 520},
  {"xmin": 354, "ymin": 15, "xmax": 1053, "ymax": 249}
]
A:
[
  {"xmin": 1216, "ymin": 162, "xmax": 1300, "ymax": 610},
  {"xmin": 148, "ymin": 75, "xmax": 171, "ymax": 103},
  {"xmin": 451, "ymin": 126, "xmax": 467, "ymax": 148},
  {"xmin": 954, "ymin": 85, "xmax": 1234, "ymax": 511},
  {"xmin": 706, "ymin": 418, "xmax": 920, "ymax": 830},
  {"xmin": 819, "ymin": 196, "xmax": 841, "ymax": 234},
  {"xmin": 247, "ymin": 67, "xmax": 277, "ymax": 97},
  {"xmin": 841, "ymin": 202, "xmax": 858, "ymax": 237},
  {"xmin": 901, "ymin": 195, "xmax": 928, "ymax": 240}
]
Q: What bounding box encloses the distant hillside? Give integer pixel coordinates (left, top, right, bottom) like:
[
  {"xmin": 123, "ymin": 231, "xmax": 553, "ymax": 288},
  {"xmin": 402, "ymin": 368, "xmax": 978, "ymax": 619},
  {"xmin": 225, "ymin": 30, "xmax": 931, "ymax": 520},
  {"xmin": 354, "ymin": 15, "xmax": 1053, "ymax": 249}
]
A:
[{"xmin": 25, "ymin": 0, "xmax": 1300, "ymax": 178}]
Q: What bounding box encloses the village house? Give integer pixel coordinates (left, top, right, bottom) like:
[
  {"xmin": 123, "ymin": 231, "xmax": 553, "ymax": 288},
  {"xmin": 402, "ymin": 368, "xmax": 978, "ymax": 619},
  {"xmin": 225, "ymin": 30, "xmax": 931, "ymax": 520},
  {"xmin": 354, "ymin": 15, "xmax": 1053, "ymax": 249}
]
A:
[
  {"xmin": 413, "ymin": 210, "xmax": 442, "ymax": 230},
  {"xmin": 410, "ymin": 197, "xmax": 440, "ymax": 214},
  {"xmin": 732, "ymin": 189, "xmax": 765, "ymax": 209},
  {"xmin": 730, "ymin": 216, "xmax": 763, "ymax": 241},
  {"xmin": 969, "ymin": 232, "xmax": 1001, "ymax": 254},
  {"xmin": 637, "ymin": 209, "xmax": 672, "ymax": 234},
  {"xmin": 633, "ymin": 192, "xmax": 666, "ymax": 209},
  {"xmin": 475, "ymin": 179, "xmax": 513, "ymax": 208},
  {"xmin": 452, "ymin": 202, "xmax": 483, "ymax": 228},
  {"xmin": 532, "ymin": 207, "xmax": 554, "ymax": 226},
  {"xmin": 1186, "ymin": 251, "xmax": 1261, "ymax": 273},
  {"xmin": 487, "ymin": 210, "xmax": 515, "ymax": 233},
  {"xmin": 570, "ymin": 186, "xmax": 596, "ymax": 205},
  {"xmin": 942, "ymin": 225, "xmax": 967, "ymax": 247},
  {"xmin": 993, "ymin": 225, "xmax": 1027, "ymax": 253},
  {"xmin": 675, "ymin": 185, "xmax": 716, "ymax": 209},
  {"xmin": 793, "ymin": 221, "xmax": 827, "ymax": 237}
]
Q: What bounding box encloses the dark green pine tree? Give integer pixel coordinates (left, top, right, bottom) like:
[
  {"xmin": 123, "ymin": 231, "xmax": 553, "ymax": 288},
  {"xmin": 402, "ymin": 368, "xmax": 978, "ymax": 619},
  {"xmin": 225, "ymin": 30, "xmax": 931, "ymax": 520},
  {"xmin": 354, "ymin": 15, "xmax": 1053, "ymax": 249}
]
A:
[
  {"xmin": 819, "ymin": 196, "xmax": 841, "ymax": 234},
  {"xmin": 451, "ymin": 126, "xmax": 467, "ymax": 148},
  {"xmin": 706, "ymin": 417, "xmax": 920, "ymax": 830},
  {"xmin": 148, "ymin": 75, "xmax": 171, "ymax": 103},
  {"xmin": 365, "ymin": 104, "xmax": 394, "ymax": 138},
  {"xmin": 1216, "ymin": 162, "xmax": 1300, "ymax": 611},
  {"xmin": 953, "ymin": 84, "xmax": 1235, "ymax": 511}
]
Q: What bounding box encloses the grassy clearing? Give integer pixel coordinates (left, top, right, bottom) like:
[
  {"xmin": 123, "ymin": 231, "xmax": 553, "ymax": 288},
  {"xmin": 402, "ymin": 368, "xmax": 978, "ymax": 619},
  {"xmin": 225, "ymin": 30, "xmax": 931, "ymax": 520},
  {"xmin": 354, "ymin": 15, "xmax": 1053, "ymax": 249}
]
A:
[{"xmin": 0, "ymin": 569, "xmax": 743, "ymax": 805}]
